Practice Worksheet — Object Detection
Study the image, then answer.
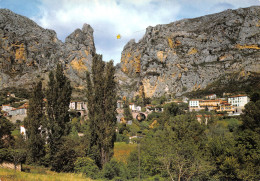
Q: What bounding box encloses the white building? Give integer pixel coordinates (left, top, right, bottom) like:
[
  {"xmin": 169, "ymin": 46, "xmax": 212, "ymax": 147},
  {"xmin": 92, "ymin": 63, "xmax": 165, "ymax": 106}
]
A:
[
  {"xmin": 69, "ymin": 101, "xmax": 86, "ymax": 111},
  {"xmin": 129, "ymin": 104, "xmax": 141, "ymax": 112},
  {"xmin": 189, "ymin": 100, "xmax": 200, "ymax": 111},
  {"xmin": 117, "ymin": 100, "xmax": 124, "ymax": 109},
  {"xmin": 228, "ymin": 95, "xmax": 250, "ymax": 108},
  {"xmin": 20, "ymin": 125, "xmax": 26, "ymax": 137},
  {"xmin": 136, "ymin": 106, "xmax": 141, "ymax": 112},
  {"xmin": 155, "ymin": 107, "xmax": 164, "ymax": 112},
  {"xmin": 8, "ymin": 107, "xmax": 27, "ymax": 116},
  {"xmin": 2, "ymin": 105, "xmax": 13, "ymax": 112}
]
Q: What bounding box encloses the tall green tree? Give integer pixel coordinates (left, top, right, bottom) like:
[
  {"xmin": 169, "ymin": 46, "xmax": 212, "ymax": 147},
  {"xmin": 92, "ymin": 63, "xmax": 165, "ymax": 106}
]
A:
[
  {"xmin": 86, "ymin": 55, "xmax": 105, "ymax": 167},
  {"xmin": 0, "ymin": 117, "xmax": 14, "ymax": 148},
  {"xmin": 101, "ymin": 61, "xmax": 117, "ymax": 165},
  {"xmin": 25, "ymin": 81, "xmax": 45, "ymax": 164},
  {"xmin": 86, "ymin": 54, "xmax": 117, "ymax": 168},
  {"xmin": 240, "ymin": 100, "xmax": 260, "ymax": 134},
  {"xmin": 234, "ymin": 97, "xmax": 260, "ymax": 180},
  {"xmin": 129, "ymin": 114, "xmax": 211, "ymax": 180},
  {"xmin": 163, "ymin": 102, "xmax": 184, "ymax": 117},
  {"xmin": 46, "ymin": 64, "xmax": 72, "ymax": 166},
  {"xmin": 123, "ymin": 99, "xmax": 133, "ymax": 121}
]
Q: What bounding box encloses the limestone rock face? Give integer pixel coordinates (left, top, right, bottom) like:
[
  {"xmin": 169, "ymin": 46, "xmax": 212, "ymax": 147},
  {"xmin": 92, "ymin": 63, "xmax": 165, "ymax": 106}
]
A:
[
  {"xmin": 63, "ymin": 24, "xmax": 95, "ymax": 89},
  {"xmin": 0, "ymin": 9, "xmax": 95, "ymax": 91},
  {"xmin": 1, "ymin": 7, "xmax": 259, "ymax": 98},
  {"xmin": 116, "ymin": 6, "xmax": 260, "ymax": 97}
]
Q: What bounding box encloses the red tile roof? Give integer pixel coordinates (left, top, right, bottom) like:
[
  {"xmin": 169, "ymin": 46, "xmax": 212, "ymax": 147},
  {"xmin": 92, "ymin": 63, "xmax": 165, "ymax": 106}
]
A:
[{"xmin": 229, "ymin": 95, "xmax": 247, "ymax": 98}]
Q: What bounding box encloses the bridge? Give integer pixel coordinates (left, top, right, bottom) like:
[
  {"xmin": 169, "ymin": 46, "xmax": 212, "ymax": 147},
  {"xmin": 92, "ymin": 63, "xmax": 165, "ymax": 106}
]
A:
[{"xmin": 132, "ymin": 112, "xmax": 148, "ymax": 120}]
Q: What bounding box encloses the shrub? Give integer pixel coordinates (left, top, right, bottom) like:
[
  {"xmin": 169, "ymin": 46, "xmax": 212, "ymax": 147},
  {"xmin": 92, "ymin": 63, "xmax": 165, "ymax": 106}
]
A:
[
  {"xmin": 51, "ymin": 138, "xmax": 78, "ymax": 172},
  {"xmin": 102, "ymin": 159, "xmax": 129, "ymax": 180},
  {"xmin": 116, "ymin": 133, "xmax": 129, "ymax": 143},
  {"xmin": 227, "ymin": 118, "xmax": 240, "ymax": 132},
  {"xmin": 74, "ymin": 157, "xmax": 99, "ymax": 179},
  {"xmin": 147, "ymin": 112, "xmax": 162, "ymax": 122}
]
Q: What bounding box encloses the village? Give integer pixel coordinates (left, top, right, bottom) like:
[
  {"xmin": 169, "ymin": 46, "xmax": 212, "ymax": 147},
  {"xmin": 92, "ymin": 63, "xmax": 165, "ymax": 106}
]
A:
[{"xmin": 0, "ymin": 91, "xmax": 250, "ymax": 138}]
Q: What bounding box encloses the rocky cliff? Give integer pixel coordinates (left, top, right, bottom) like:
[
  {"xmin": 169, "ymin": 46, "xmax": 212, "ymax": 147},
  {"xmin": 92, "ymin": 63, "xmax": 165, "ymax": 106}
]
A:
[
  {"xmin": 116, "ymin": 6, "xmax": 260, "ymax": 98},
  {"xmin": 0, "ymin": 9, "xmax": 95, "ymax": 94},
  {"xmin": 0, "ymin": 7, "xmax": 259, "ymax": 98}
]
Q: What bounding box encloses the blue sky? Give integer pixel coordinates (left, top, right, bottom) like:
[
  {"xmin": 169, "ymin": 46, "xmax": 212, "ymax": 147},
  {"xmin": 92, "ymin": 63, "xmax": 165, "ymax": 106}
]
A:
[{"xmin": 0, "ymin": 0, "xmax": 259, "ymax": 64}]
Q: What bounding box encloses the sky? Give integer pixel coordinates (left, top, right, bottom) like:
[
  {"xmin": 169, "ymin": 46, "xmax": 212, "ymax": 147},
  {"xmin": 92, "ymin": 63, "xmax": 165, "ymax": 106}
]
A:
[{"xmin": 0, "ymin": 0, "xmax": 259, "ymax": 64}]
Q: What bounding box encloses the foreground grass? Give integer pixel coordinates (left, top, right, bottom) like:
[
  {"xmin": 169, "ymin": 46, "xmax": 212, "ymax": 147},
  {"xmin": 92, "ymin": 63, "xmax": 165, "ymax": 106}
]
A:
[
  {"xmin": 0, "ymin": 167, "xmax": 92, "ymax": 181},
  {"xmin": 113, "ymin": 142, "xmax": 137, "ymax": 163},
  {"xmin": 11, "ymin": 129, "xmax": 20, "ymax": 137},
  {"xmin": 0, "ymin": 142, "xmax": 136, "ymax": 180}
]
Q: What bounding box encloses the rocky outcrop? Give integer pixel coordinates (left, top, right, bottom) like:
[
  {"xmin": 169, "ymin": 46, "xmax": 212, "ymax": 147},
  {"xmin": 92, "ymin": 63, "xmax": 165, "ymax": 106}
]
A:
[
  {"xmin": 116, "ymin": 6, "xmax": 260, "ymax": 98},
  {"xmin": 0, "ymin": 9, "xmax": 95, "ymax": 92},
  {"xmin": 64, "ymin": 24, "xmax": 95, "ymax": 88},
  {"xmin": 1, "ymin": 7, "xmax": 259, "ymax": 98}
]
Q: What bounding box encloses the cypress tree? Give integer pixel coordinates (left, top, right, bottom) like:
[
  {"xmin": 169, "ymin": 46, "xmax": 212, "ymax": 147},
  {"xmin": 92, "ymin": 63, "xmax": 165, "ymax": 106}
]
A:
[
  {"xmin": 46, "ymin": 64, "xmax": 72, "ymax": 163},
  {"xmin": 101, "ymin": 60, "xmax": 117, "ymax": 166},
  {"xmin": 25, "ymin": 81, "xmax": 45, "ymax": 164},
  {"xmin": 0, "ymin": 117, "xmax": 14, "ymax": 149},
  {"xmin": 123, "ymin": 99, "xmax": 133, "ymax": 121},
  {"xmin": 86, "ymin": 54, "xmax": 117, "ymax": 168},
  {"xmin": 86, "ymin": 54, "xmax": 104, "ymax": 167}
]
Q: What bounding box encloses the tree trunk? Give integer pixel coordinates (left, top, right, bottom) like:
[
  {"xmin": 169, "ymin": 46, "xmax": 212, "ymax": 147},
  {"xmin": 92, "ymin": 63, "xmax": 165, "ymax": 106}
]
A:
[
  {"xmin": 166, "ymin": 164, "xmax": 174, "ymax": 181},
  {"xmin": 14, "ymin": 160, "xmax": 17, "ymax": 172},
  {"xmin": 178, "ymin": 166, "xmax": 183, "ymax": 181},
  {"xmin": 101, "ymin": 147, "xmax": 108, "ymax": 167}
]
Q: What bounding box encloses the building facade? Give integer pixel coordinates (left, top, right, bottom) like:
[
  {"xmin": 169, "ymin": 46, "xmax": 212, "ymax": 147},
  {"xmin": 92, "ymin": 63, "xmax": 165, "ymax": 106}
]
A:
[
  {"xmin": 20, "ymin": 125, "xmax": 26, "ymax": 137},
  {"xmin": 129, "ymin": 103, "xmax": 141, "ymax": 112},
  {"xmin": 8, "ymin": 107, "xmax": 27, "ymax": 116},
  {"xmin": 205, "ymin": 94, "xmax": 217, "ymax": 100},
  {"xmin": 217, "ymin": 101, "xmax": 235, "ymax": 114},
  {"xmin": 117, "ymin": 100, "xmax": 124, "ymax": 109},
  {"xmin": 2, "ymin": 105, "xmax": 13, "ymax": 112},
  {"xmin": 189, "ymin": 100, "xmax": 200, "ymax": 111},
  {"xmin": 228, "ymin": 95, "xmax": 250, "ymax": 108},
  {"xmin": 189, "ymin": 99, "xmax": 222, "ymax": 111}
]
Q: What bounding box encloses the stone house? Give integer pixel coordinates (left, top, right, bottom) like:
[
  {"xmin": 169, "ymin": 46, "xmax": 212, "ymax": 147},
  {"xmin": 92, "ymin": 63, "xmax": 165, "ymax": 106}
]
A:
[
  {"xmin": 145, "ymin": 105, "xmax": 155, "ymax": 112},
  {"xmin": 155, "ymin": 107, "xmax": 163, "ymax": 112},
  {"xmin": 69, "ymin": 101, "xmax": 86, "ymax": 111},
  {"xmin": 69, "ymin": 101, "xmax": 88, "ymax": 117},
  {"xmin": 205, "ymin": 94, "xmax": 217, "ymax": 100},
  {"xmin": 129, "ymin": 103, "xmax": 141, "ymax": 112},
  {"xmin": 117, "ymin": 100, "xmax": 124, "ymax": 109}
]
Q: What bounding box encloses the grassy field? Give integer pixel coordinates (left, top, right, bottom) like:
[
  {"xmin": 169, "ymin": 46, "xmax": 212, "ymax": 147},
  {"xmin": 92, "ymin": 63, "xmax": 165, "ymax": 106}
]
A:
[
  {"xmin": 11, "ymin": 129, "xmax": 20, "ymax": 137},
  {"xmin": 216, "ymin": 119, "xmax": 242, "ymax": 128},
  {"xmin": 113, "ymin": 142, "xmax": 137, "ymax": 163},
  {"xmin": 0, "ymin": 167, "xmax": 92, "ymax": 181},
  {"xmin": 0, "ymin": 142, "xmax": 136, "ymax": 180}
]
